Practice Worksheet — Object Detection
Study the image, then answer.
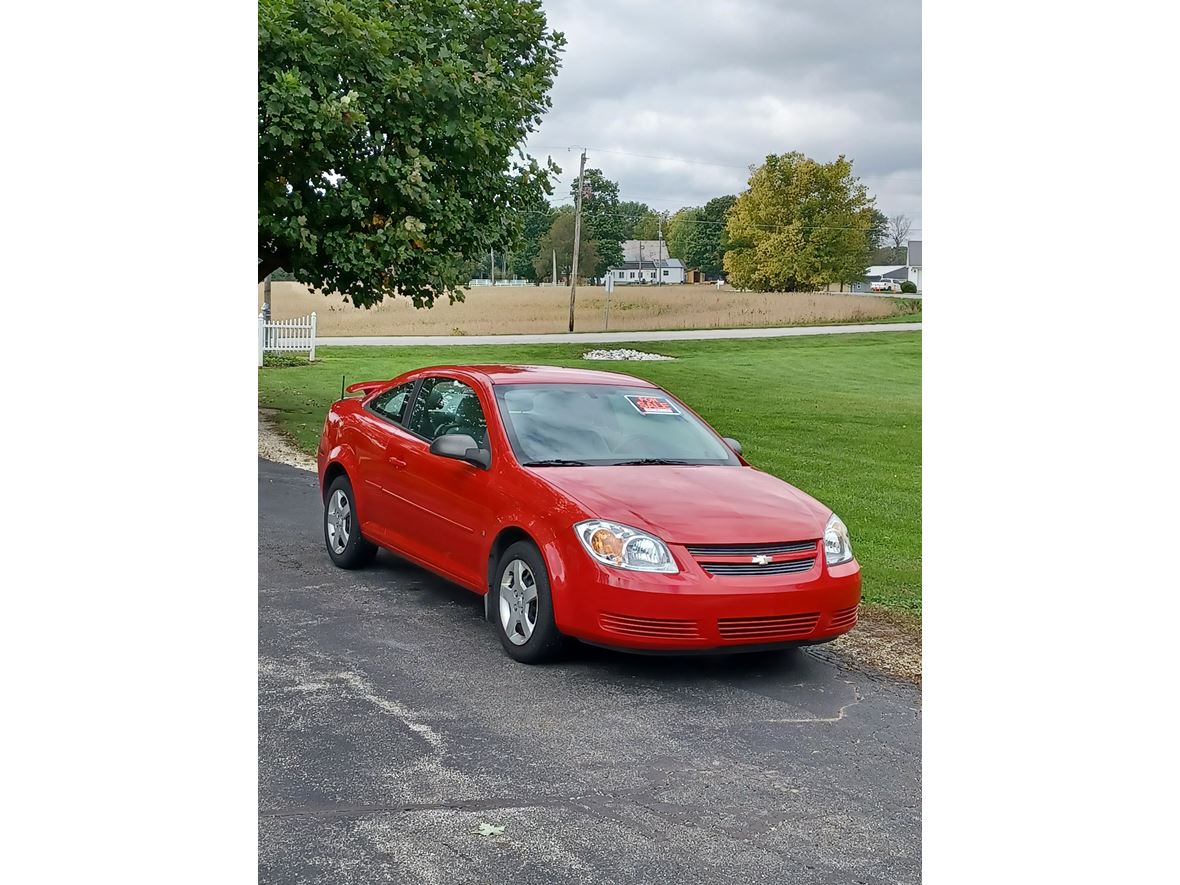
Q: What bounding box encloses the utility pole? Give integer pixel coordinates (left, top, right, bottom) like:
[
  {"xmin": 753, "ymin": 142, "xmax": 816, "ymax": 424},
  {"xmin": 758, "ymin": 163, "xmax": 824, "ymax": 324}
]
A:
[
  {"xmin": 552, "ymin": 249, "xmax": 557, "ymax": 286},
  {"xmin": 568, "ymin": 148, "xmax": 587, "ymax": 332},
  {"xmin": 657, "ymin": 213, "xmax": 664, "ymax": 285},
  {"xmin": 490, "ymin": 249, "xmax": 495, "ymax": 287},
  {"xmin": 263, "ymin": 273, "xmax": 272, "ymax": 320}
]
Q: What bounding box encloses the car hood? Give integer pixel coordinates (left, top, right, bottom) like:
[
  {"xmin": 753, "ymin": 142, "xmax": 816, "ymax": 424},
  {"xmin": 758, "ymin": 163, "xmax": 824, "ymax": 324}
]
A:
[{"xmin": 532, "ymin": 465, "xmax": 831, "ymax": 544}]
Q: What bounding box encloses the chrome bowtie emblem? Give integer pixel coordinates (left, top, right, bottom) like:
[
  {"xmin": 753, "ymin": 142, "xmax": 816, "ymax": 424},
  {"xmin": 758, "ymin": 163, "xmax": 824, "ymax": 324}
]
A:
[{"xmin": 751, "ymin": 554, "xmax": 772, "ymax": 566}]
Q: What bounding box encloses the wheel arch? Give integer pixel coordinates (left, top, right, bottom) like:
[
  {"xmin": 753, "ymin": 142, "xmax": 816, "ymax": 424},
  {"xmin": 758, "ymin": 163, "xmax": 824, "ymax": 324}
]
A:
[
  {"xmin": 320, "ymin": 460, "xmax": 346, "ymax": 502},
  {"xmin": 486, "ymin": 526, "xmax": 538, "ymax": 591},
  {"xmin": 320, "ymin": 442, "xmax": 360, "ymax": 502}
]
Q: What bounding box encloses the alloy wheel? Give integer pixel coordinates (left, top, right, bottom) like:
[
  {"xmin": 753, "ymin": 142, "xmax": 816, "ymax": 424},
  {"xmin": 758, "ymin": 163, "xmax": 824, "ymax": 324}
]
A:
[
  {"xmin": 326, "ymin": 489, "xmax": 351, "ymax": 554},
  {"xmin": 499, "ymin": 558, "xmax": 538, "ymax": 645}
]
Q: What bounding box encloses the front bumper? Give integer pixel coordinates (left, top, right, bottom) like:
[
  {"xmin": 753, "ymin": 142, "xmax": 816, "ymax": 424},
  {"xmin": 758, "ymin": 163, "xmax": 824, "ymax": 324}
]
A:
[{"xmin": 550, "ymin": 541, "xmax": 862, "ymax": 652}]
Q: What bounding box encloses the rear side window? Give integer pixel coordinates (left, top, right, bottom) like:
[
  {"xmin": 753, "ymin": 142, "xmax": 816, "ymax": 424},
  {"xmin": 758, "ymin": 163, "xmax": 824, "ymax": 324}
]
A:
[{"xmin": 368, "ymin": 382, "xmax": 415, "ymax": 425}]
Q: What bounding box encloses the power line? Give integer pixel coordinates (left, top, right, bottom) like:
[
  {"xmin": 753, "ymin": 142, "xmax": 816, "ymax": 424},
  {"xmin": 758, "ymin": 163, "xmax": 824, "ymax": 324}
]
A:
[
  {"xmin": 519, "ymin": 208, "xmax": 920, "ymax": 235},
  {"xmin": 530, "ymin": 143, "xmax": 922, "ymax": 180}
]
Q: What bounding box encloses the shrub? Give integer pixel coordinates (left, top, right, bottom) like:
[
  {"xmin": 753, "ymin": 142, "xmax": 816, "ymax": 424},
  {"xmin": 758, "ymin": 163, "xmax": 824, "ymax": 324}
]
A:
[
  {"xmin": 900, "ymin": 280, "xmax": 918, "ymax": 294},
  {"xmin": 262, "ymin": 351, "xmax": 309, "ymax": 368}
]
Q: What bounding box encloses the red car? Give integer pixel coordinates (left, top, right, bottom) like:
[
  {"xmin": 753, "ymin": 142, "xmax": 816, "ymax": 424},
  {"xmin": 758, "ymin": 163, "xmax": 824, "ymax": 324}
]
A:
[{"xmin": 317, "ymin": 365, "xmax": 861, "ymax": 663}]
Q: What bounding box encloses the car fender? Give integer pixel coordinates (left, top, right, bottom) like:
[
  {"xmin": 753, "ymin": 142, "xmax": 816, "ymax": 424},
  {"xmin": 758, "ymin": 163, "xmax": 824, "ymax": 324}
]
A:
[
  {"xmin": 482, "ymin": 483, "xmax": 589, "ymax": 632},
  {"xmin": 321, "ymin": 442, "xmax": 359, "ymax": 495}
]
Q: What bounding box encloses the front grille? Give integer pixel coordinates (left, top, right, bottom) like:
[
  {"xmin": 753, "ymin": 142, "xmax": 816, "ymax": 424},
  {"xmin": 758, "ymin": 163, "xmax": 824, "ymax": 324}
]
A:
[
  {"xmin": 717, "ymin": 613, "xmax": 821, "ymax": 640},
  {"xmin": 829, "ymin": 605, "xmax": 859, "ymax": 630},
  {"xmin": 599, "ymin": 613, "xmax": 701, "ymax": 639},
  {"xmin": 685, "ymin": 540, "xmax": 817, "ymax": 558},
  {"xmin": 698, "ymin": 557, "xmax": 816, "ymax": 577}
]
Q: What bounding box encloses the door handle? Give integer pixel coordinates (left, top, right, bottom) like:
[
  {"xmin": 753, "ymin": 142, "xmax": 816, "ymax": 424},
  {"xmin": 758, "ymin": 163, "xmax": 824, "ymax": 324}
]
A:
[{"xmin": 387, "ymin": 454, "xmax": 407, "ymax": 468}]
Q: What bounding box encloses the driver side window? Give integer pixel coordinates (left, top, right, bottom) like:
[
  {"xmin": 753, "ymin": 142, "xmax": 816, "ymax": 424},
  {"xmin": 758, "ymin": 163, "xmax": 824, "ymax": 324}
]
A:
[{"xmin": 407, "ymin": 378, "xmax": 488, "ymax": 448}]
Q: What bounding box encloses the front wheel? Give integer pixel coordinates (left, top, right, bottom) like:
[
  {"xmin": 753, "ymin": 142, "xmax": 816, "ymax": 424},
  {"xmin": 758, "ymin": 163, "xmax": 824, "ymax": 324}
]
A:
[
  {"xmin": 324, "ymin": 475, "xmax": 377, "ymax": 569},
  {"xmin": 493, "ymin": 541, "xmax": 567, "ymax": 663}
]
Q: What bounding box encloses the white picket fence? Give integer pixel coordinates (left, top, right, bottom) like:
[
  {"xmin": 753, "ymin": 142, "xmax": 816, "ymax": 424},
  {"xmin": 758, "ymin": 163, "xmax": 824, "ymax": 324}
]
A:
[{"xmin": 258, "ymin": 312, "xmax": 316, "ymax": 365}]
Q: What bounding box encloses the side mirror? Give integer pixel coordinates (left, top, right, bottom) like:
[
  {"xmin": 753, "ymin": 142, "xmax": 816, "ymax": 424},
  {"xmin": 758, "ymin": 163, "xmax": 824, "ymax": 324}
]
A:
[
  {"xmin": 430, "ymin": 434, "xmax": 490, "ymax": 469},
  {"xmin": 722, "ymin": 437, "xmax": 743, "ymax": 455}
]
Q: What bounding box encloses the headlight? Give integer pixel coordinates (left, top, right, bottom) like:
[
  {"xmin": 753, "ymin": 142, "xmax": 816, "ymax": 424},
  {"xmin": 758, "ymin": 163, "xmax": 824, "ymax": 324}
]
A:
[
  {"xmin": 574, "ymin": 520, "xmax": 678, "ymax": 573},
  {"xmin": 824, "ymin": 513, "xmax": 854, "ymax": 566}
]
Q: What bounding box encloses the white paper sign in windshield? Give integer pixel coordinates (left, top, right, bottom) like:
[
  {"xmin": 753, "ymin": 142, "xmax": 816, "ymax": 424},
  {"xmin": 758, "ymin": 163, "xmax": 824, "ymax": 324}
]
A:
[{"xmin": 624, "ymin": 394, "xmax": 681, "ymax": 415}]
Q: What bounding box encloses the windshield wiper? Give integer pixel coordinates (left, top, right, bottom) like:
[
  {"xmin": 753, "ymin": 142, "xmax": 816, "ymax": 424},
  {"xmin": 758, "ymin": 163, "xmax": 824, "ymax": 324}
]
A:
[
  {"xmin": 612, "ymin": 458, "xmax": 694, "ymax": 466},
  {"xmin": 522, "ymin": 458, "xmax": 590, "ymax": 467}
]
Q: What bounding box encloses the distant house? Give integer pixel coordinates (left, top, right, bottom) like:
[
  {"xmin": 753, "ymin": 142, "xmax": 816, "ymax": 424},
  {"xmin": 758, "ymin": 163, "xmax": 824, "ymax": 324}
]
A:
[
  {"xmin": 907, "ymin": 240, "xmax": 922, "ymax": 290},
  {"xmin": 621, "ymin": 240, "xmax": 667, "ymax": 263},
  {"xmin": 608, "ymin": 258, "xmax": 686, "ymax": 285}
]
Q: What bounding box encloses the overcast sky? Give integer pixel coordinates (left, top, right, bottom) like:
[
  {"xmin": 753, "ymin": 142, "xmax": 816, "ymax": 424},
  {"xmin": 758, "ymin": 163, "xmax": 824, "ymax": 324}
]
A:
[{"xmin": 524, "ymin": 0, "xmax": 921, "ymax": 233}]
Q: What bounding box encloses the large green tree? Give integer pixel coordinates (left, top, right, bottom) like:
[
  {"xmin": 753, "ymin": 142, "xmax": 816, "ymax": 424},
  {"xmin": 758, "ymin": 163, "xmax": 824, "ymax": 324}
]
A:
[
  {"xmin": 510, "ymin": 191, "xmax": 559, "ymax": 281},
  {"xmin": 570, "ymin": 168, "xmax": 626, "ymax": 274},
  {"xmin": 533, "ymin": 208, "xmax": 600, "ymax": 282},
  {"xmin": 616, "ymin": 200, "xmax": 656, "ymax": 239},
  {"xmin": 679, "ymin": 194, "xmax": 736, "ymax": 277},
  {"xmin": 724, "ymin": 154, "xmax": 875, "ymax": 291},
  {"xmin": 663, "ymin": 207, "xmax": 699, "ymax": 263},
  {"xmin": 258, "ymin": 0, "xmax": 565, "ymax": 307}
]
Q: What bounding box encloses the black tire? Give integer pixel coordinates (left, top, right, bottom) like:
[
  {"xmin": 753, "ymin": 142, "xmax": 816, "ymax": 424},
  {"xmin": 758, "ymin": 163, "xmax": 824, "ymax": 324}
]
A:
[
  {"xmin": 492, "ymin": 540, "xmax": 567, "ymax": 664},
  {"xmin": 323, "ymin": 474, "xmax": 377, "ymax": 569}
]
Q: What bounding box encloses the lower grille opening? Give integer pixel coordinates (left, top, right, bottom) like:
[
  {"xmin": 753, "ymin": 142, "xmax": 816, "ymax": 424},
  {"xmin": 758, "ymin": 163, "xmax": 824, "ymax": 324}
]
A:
[
  {"xmin": 717, "ymin": 613, "xmax": 820, "ymax": 640},
  {"xmin": 828, "ymin": 605, "xmax": 859, "ymax": 630},
  {"xmin": 599, "ymin": 613, "xmax": 701, "ymax": 639}
]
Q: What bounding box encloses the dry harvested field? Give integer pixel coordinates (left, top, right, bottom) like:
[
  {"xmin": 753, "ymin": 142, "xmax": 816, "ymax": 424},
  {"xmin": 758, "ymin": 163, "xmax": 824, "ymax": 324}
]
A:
[{"xmin": 257, "ymin": 281, "xmax": 908, "ymax": 337}]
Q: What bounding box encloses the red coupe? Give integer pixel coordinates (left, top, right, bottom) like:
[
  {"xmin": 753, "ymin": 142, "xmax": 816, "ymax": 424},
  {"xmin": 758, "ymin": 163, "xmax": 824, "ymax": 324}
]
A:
[{"xmin": 317, "ymin": 365, "xmax": 861, "ymax": 663}]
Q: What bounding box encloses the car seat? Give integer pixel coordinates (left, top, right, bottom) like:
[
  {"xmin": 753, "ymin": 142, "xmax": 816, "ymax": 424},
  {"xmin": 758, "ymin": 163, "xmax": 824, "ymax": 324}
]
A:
[{"xmin": 437, "ymin": 393, "xmax": 487, "ymax": 447}]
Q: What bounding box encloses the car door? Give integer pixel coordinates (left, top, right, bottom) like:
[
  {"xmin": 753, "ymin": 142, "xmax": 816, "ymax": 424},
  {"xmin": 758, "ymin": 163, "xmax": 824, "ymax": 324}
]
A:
[
  {"xmin": 396, "ymin": 376, "xmax": 497, "ymax": 590},
  {"xmin": 352, "ymin": 380, "xmax": 418, "ymax": 543}
]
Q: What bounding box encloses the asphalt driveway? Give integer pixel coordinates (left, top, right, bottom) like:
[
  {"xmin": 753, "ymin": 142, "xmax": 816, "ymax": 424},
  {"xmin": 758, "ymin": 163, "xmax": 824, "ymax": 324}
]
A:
[{"xmin": 258, "ymin": 459, "xmax": 921, "ymax": 884}]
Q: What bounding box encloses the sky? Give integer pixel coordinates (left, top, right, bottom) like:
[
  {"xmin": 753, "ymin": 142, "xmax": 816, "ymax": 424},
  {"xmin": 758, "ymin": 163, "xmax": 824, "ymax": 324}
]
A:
[{"xmin": 524, "ymin": 0, "xmax": 922, "ymax": 235}]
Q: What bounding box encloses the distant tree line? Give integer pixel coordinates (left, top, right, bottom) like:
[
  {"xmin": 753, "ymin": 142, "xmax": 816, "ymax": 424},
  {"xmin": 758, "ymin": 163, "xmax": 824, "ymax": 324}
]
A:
[{"xmin": 504, "ymin": 154, "xmax": 915, "ymax": 291}]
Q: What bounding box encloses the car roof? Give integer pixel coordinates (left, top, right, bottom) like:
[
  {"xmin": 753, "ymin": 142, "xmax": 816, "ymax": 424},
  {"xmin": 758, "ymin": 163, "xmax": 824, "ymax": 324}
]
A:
[{"xmin": 418, "ymin": 364, "xmax": 659, "ymax": 387}]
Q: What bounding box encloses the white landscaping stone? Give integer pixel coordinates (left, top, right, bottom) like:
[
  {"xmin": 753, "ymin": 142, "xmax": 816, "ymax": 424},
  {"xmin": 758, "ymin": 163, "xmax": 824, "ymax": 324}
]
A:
[{"xmin": 582, "ymin": 348, "xmax": 675, "ymax": 361}]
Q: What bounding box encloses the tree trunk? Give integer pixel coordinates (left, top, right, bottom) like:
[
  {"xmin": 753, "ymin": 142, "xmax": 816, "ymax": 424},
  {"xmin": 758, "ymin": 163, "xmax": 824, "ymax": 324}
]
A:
[{"xmin": 258, "ymin": 254, "xmax": 283, "ymax": 284}]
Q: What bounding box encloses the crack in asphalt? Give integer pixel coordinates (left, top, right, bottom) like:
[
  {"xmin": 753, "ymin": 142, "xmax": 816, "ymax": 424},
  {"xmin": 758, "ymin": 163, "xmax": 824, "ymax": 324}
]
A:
[{"xmin": 761, "ymin": 680, "xmax": 864, "ymax": 724}]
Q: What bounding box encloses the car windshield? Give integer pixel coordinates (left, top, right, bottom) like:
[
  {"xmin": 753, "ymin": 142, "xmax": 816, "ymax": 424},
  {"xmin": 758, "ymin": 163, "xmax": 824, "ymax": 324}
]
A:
[{"xmin": 494, "ymin": 383, "xmax": 740, "ymax": 466}]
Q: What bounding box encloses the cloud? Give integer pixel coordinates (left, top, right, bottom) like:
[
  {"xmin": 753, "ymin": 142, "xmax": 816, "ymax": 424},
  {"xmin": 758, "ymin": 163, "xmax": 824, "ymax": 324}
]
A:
[{"xmin": 525, "ymin": 0, "xmax": 921, "ymax": 230}]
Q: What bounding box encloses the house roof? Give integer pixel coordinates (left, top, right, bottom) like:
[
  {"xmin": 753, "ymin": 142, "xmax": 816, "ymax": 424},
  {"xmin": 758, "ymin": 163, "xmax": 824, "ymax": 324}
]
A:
[
  {"xmin": 609, "ymin": 258, "xmax": 684, "ymax": 270},
  {"xmin": 865, "ymin": 265, "xmax": 909, "ymax": 280}
]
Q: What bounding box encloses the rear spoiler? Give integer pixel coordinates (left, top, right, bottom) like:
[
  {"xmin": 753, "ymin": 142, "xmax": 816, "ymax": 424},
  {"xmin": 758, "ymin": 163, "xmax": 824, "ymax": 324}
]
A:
[{"xmin": 344, "ymin": 380, "xmax": 387, "ymax": 398}]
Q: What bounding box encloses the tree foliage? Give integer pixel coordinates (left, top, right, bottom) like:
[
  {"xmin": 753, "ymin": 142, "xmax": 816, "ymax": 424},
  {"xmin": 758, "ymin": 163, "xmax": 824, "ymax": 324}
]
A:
[
  {"xmin": 724, "ymin": 154, "xmax": 876, "ymax": 292},
  {"xmin": 533, "ymin": 209, "xmax": 600, "ymax": 282},
  {"xmin": 510, "ymin": 190, "xmax": 558, "ymax": 280},
  {"xmin": 258, "ymin": 0, "xmax": 565, "ymax": 307},
  {"xmin": 663, "ymin": 207, "xmax": 699, "ymax": 264},
  {"xmin": 615, "ymin": 201, "xmax": 656, "ymax": 239},
  {"xmin": 571, "ymin": 168, "xmax": 625, "ymax": 274},
  {"xmin": 680, "ymin": 195, "xmax": 736, "ymax": 277}
]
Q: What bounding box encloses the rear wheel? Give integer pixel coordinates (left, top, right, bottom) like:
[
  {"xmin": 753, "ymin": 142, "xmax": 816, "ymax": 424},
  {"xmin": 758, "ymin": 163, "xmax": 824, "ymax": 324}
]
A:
[
  {"xmin": 493, "ymin": 541, "xmax": 566, "ymax": 663},
  {"xmin": 324, "ymin": 475, "xmax": 377, "ymax": 569}
]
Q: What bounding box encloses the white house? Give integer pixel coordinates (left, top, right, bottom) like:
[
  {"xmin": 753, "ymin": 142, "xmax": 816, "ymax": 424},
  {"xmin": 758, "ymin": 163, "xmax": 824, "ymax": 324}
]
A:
[
  {"xmin": 907, "ymin": 240, "xmax": 922, "ymax": 290},
  {"xmin": 621, "ymin": 239, "xmax": 665, "ymax": 263},
  {"xmin": 607, "ymin": 258, "xmax": 686, "ymax": 285}
]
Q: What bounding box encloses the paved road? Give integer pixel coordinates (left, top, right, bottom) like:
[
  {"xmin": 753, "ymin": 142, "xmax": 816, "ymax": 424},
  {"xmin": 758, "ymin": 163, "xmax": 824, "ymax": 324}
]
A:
[
  {"xmin": 259, "ymin": 459, "xmax": 921, "ymax": 884},
  {"xmin": 317, "ymin": 321, "xmax": 921, "ymax": 347}
]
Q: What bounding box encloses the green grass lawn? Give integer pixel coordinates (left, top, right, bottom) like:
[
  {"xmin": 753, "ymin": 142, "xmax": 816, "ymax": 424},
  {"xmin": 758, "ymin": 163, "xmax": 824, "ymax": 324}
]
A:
[{"xmin": 259, "ymin": 332, "xmax": 921, "ymax": 614}]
